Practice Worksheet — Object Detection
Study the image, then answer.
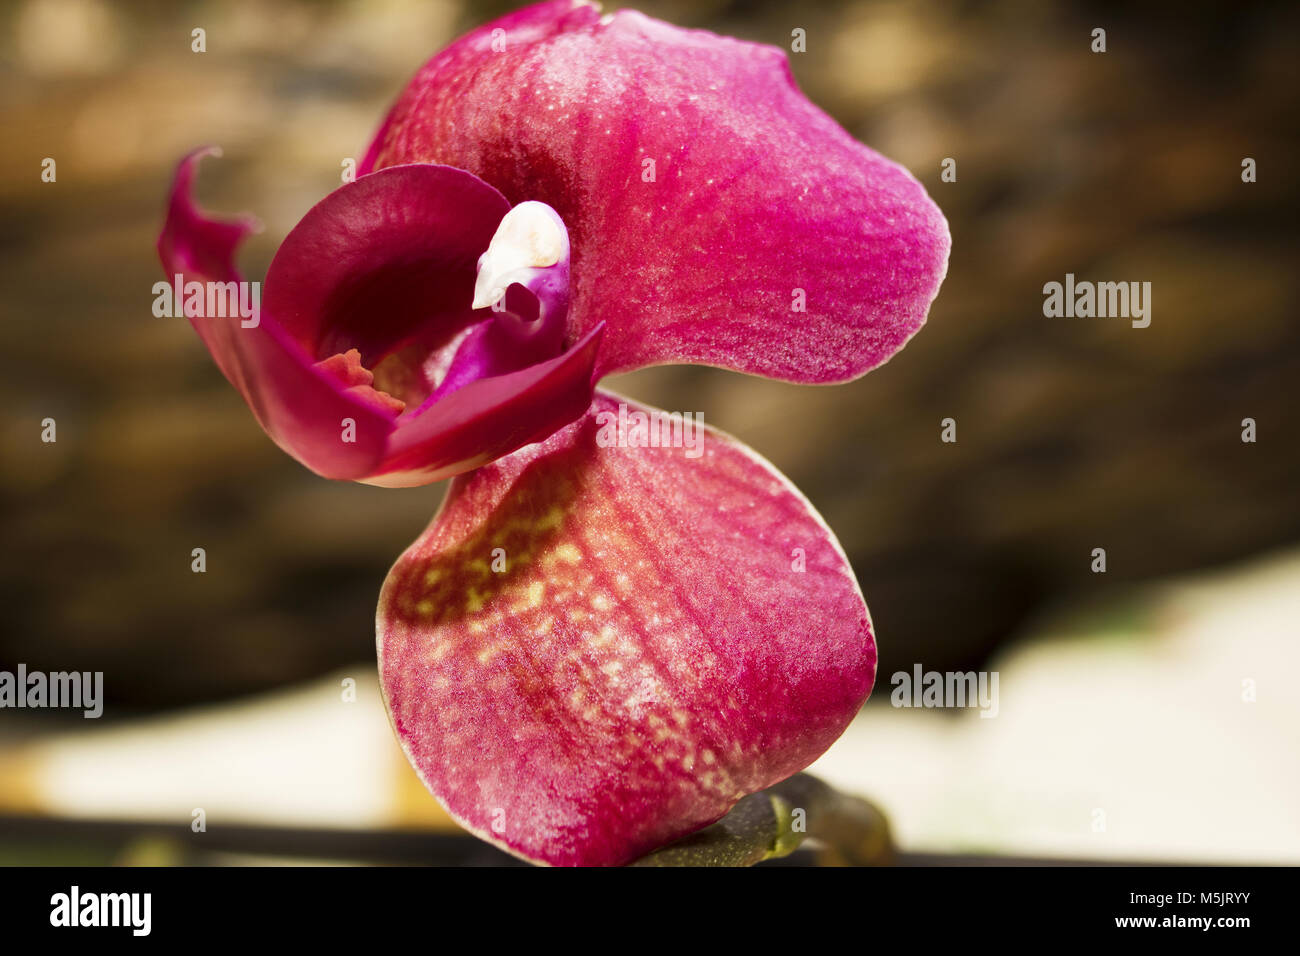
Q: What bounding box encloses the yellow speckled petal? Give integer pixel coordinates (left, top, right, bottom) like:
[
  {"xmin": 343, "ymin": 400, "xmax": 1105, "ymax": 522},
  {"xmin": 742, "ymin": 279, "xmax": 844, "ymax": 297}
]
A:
[{"xmin": 376, "ymin": 392, "xmax": 875, "ymax": 866}]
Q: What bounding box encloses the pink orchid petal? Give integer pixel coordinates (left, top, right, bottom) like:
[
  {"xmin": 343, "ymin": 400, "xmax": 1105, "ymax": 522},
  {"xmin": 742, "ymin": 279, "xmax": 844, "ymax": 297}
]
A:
[
  {"xmin": 159, "ymin": 147, "xmax": 393, "ymax": 479},
  {"xmin": 377, "ymin": 392, "xmax": 875, "ymax": 865},
  {"xmin": 263, "ymin": 161, "xmax": 509, "ymax": 374},
  {"xmin": 159, "ymin": 149, "xmax": 601, "ymax": 483},
  {"xmin": 363, "ymin": 0, "xmax": 950, "ymax": 382},
  {"xmin": 368, "ymin": 322, "xmax": 604, "ymax": 487}
]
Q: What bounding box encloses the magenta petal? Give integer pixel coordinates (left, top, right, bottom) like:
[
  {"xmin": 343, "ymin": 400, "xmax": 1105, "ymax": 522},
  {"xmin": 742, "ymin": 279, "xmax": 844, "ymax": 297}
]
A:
[
  {"xmin": 161, "ymin": 149, "xmax": 601, "ymax": 483},
  {"xmin": 377, "ymin": 392, "xmax": 876, "ymax": 865},
  {"xmin": 159, "ymin": 147, "xmax": 394, "ymax": 479},
  {"xmin": 364, "ymin": 0, "xmax": 950, "ymax": 382},
  {"xmin": 264, "ymin": 162, "xmax": 510, "ymax": 371},
  {"xmin": 371, "ymin": 323, "xmax": 604, "ymax": 487}
]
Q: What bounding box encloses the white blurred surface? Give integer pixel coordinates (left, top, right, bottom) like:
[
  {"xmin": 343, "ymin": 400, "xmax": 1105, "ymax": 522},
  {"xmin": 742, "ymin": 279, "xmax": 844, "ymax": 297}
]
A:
[{"xmin": 813, "ymin": 548, "xmax": 1300, "ymax": 863}]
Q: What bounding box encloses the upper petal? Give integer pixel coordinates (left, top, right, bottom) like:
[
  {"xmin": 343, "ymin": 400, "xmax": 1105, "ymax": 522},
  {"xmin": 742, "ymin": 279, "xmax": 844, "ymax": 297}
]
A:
[
  {"xmin": 363, "ymin": 0, "xmax": 950, "ymax": 382},
  {"xmin": 376, "ymin": 391, "xmax": 875, "ymax": 865}
]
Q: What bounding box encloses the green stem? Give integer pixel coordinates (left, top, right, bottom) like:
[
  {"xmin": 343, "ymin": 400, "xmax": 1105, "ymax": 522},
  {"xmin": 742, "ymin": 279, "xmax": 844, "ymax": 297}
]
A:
[{"xmin": 631, "ymin": 773, "xmax": 893, "ymax": 867}]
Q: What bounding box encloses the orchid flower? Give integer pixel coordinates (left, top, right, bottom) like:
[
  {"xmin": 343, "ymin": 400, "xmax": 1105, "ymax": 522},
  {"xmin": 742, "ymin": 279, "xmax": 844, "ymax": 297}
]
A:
[{"xmin": 159, "ymin": 0, "xmax": 949, "ymax": 866}]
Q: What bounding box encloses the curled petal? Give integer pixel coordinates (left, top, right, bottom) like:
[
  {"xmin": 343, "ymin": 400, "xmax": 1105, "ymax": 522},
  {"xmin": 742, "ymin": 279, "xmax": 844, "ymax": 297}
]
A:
[
  {"xmin": 263, "ymin": 161, "xmax": 509, "ymax": 377},
  {"xmin": 159, "ymin": 149, "xmax": 600, "ymax": 483},
  {"xmin": 364, "ymin": 0, "xmax": 950, "ymax": 382},
  {"xmin": 159, "ymin": 147, "xmax": 392, "ymax": 478},
  {"xmin": 368, "ymin": 322, "xmax": 603, "ymax": 487},
  {"xmin": 377, "ymin": 392, "xmax": 876, "ymax": 865}
]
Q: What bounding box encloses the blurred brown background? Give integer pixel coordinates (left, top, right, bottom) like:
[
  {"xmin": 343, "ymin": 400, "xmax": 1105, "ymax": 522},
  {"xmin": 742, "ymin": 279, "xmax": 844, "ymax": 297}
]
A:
[{"xmin": 1, "ymin": 0, "xmax": 1297, "ymax": 717}]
